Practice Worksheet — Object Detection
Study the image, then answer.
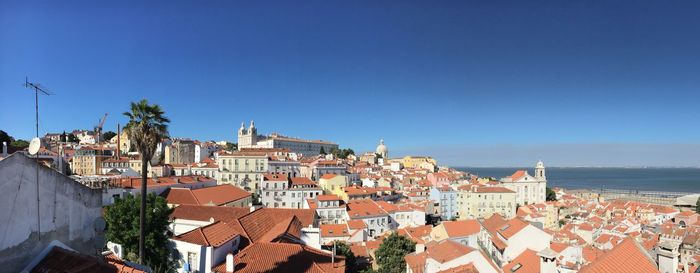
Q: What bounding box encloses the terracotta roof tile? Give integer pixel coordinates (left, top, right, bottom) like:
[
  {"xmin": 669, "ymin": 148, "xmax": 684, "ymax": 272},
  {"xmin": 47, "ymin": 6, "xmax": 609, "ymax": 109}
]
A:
[
  {"xmin": 503, "ymin": 249, "xmax": 540, "ymax": 273},
  {"xmin": 30, "ymin": 246, "xmax": 146, "ymax": 273},
  {"xmin": 212, "ymin": 242, "xmax": 344, "ymax": 273},
  {"xmin": 442, "ymin": 220, "xmax": 481, "ymax": 238},
  {"xmin": 579, "ymin": 238, "xmax": 659, "ymax": 273},
  {"xmin": 173, "ymin": 221, "xmax": 240, "ymax": 247}
]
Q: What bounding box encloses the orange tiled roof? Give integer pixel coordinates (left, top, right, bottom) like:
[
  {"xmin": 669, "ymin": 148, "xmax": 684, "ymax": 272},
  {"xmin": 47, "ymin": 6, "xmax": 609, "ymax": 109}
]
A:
[
  {"xmin": 320, "ymin": 224, "xmax": 349, "ymax": 237},
  {"xmin": 173, "ymin": 221, "xmax": 239, "ymax": 247},
  {"xmin": 165, "ymin": 184, "xmax": 251, "ymax": 206},
  {"xmin": 317, "ymin": 194, "xmax": 341, "ymax": 201},
  {"xmin": 503, "ymin": 249, "xmax": 540, "ymax": 273},
  {"xmin": 497, "ymin": 218, "xmax": 529, "ymax": 239},
  {"xmin": 170, "ymin": 205, "xmax": 251, "ymax": 223},
  {"xmin": 510, "ymin": 170, "xmax": 527, "ymax": 181},
  {"xmin": 424, "ymin": 240, "xmax": 474, "ymax": 263},
  {"xmin": 212, "ymin": 242, "xmax": 344, "ymax": 273},
  {"xmin": 347, "ymin": 219, "xmax": 367, "ymax": 229},
  {"xmin": 347, "ymin": 199, "xmax": 388, "ymax": 218},
  {"xmin": 436, "ymin": 263, "xmax": 478, "ymax": 273},
  {"xmin": 579, "ymin": 238, "xmax": 659, "ymax": 273},
  {"xmin": 442, "ymin": 220, "xmax": 481, "ymax": 238},
  {"xmin": 29, "ymin": 246, "xmax": 146, "ymax": 273}
]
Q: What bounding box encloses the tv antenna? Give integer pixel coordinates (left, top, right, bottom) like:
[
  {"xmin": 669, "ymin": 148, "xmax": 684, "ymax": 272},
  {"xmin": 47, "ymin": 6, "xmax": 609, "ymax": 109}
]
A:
[{"xmin": 23, "ymin": 76, "xmax": 52, "ymax": 241}]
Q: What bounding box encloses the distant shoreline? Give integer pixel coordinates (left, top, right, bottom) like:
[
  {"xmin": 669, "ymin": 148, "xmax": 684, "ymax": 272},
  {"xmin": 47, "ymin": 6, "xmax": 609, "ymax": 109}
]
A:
[{"xmin": 455, "ymin": 167, "xmax": 700, "ymax": 193}]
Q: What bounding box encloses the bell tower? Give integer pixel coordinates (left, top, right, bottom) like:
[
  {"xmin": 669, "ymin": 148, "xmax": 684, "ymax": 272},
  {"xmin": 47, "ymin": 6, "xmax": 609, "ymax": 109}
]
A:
[{"xmin": 535, "ymin": 160, "xmax": 546, "ymax": 180}]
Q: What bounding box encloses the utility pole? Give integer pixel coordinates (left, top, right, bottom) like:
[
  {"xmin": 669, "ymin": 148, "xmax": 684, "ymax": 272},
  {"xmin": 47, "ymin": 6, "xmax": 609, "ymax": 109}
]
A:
[{"xmin": 24, "ymin": 77, "xmax": 51, "ymax": 241}]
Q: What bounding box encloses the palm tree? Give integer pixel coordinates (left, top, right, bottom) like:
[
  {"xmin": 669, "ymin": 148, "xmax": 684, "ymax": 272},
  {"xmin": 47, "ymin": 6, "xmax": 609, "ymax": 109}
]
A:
[{"xmin": 123, "ymin": 99, "xmax": 169, "ymax": 264}]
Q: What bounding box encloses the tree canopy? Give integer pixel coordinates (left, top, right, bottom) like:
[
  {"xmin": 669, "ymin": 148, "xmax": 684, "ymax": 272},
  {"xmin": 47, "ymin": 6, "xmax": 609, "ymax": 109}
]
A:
[
  {"xmin": 546, "ymin": 187, "xmax": 557, "ymax": 201},
  {"xmin": 374, "ymin": 233, "xmax": 415, "ymax": 273},
  {"xmin": 225, "ymin": 142, "xmax": 237, "ymax": 152},
  {"xmin": 696, "ymin": 196, "xmax": 700, "ymax": 214},
  {"xmin": 102, "ymin": 131, "xmax": 117, "ymax": 142},
  {"xmin": 333, "ymin": 241, "xmax": 356, "ymax": 273},
  {"xmin": 104, "ymin": 193, "xmax": 175, "ymax": 272},
  {"xmin": 331, "ymin": 148, "xmax": 355, "ymax": 159},
  {"xmin": 123, "ymin": 99, "xmax": 170, "ymax": 162}
]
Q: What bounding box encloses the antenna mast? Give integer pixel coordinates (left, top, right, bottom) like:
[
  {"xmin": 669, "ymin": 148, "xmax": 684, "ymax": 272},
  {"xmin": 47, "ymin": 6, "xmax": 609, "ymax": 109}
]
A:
[{"xmin": 24, "ymin": 77, "xmax": 52, "ymax": 241}]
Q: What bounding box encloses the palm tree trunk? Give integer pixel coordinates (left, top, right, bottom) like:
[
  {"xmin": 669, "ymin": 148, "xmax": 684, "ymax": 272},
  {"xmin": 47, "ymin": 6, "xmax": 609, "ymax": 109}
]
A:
[{"xmin": 139, "ymin": 157, "xmax": 147, "ymax": 264}]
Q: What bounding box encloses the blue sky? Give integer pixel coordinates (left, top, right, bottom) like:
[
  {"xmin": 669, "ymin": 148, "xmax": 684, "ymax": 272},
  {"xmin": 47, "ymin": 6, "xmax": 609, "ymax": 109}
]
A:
[{"xmin": 1, "ymin": 0, "xmax": 699, "ymax": 167}]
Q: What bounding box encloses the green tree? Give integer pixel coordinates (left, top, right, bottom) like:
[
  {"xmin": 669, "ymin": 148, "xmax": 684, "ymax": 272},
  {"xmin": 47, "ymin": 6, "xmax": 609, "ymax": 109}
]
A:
[
  {"xmin": 10, "ymin": 139, "xmax": 29, "ymax": 151},
  {"xmin": 104, "ymin": 193, "xmax": 175, "ymax": 272},
  {"xmin": 375, "ymin": 233, "xmax": 415, "ymax": 273},
  {"xmin": 696, "ymin": 197, "xmax": 700, "ymax": 214},
  {"xmin": 0, "ymin": 130, "xmax": 13, "ymax": 146},
  {"xmin": 333, "ymin": 241, "xmax": 356, "ymax": 272},
  {"xmin": 330, "ymin": 147, "xmax": 341, "ymax": 158},
  {"xmin": 102, "ymin": 131, "xmax": 117, "ymax": 142},
  {"xmin": 225, "ymin": 142, "xmax": 237, "ymax": 152},
  {"xmin": 123, "ymin": 99, "xmax": 170, "ymax": 264},
  {"xmin": 546, "ymin": 187, "xmax": 557, "ymax": 201},
  {"xmin": 320, "ymin": 146, "xmax": 326, "ymax": 155},
  {"xmin": 67, "ymin": 133, "xmax": 79, "ymax": 143}
]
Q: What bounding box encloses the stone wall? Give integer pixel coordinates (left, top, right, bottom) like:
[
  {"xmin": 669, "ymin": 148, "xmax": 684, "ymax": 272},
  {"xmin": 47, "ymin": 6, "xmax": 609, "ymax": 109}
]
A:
[{"xmin": 0, "ymin": 153, "xmax": 102, "ymax": 272}]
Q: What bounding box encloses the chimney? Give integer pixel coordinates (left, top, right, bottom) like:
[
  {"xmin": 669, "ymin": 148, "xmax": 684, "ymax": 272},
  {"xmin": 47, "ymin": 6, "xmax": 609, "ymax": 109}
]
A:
[
  {"xmin": 2, "ymin": 141, "xmax": 7, "ymax": 157},
  {"xmin": 249, "ymin": 205, "xmax": 256, "ymax": 213},
  {"xmin": 226, "ymin": 253, "xmax": 235, "ymax": 272}
]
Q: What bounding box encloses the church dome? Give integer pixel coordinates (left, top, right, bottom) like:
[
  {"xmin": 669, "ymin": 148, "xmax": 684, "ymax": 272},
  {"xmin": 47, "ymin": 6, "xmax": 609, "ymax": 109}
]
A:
[{"xmin": 376, "ymin": 139, "xmax": 388, "ymax": 155}]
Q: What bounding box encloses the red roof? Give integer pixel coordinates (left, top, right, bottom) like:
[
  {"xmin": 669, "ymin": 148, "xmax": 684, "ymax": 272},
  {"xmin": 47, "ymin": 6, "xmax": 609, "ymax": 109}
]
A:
[
  {"xmin": 497, "ymin": 218, "xmax": 529, "ymax": 239},
  {"xmin": 212, "ymin": 242, "xmax": 345, "ymax": 273},
  {"xmin": 29, "ymin": 246, "xmax": 146, "ymax": 273},
  {"xmin": 165, "ymin": 184, "xmax": 251, "ymax": 206},
  {"xmin": 321, "ymin": 174, "xmax": 338, "ymax": 179},
  {"xmin": 425, "ymin": 240, "xmax": 474, "ymax": 263},
  {"xmin": 170, "ymin": 205, "xmax": 251, "ymax": 223},
  {"xmin": 317, "ymin": 194, "xmax": 341, "ymax": 201},
  {"xmin": 320, "ymin": 224, "xmax": 349, "ymax": 237},
  {"xmin": 510, "ymin": 170, "xmax": 527, "ymax": 181},
  {"xmin": 503, "ymin": 249, "xmax": 540, "ymax": 273},
  {"xmin": 173, "ymin": 221, "xmax": 240, "ymax": 247},
  {"xmin": 347, "ymin": 199, "xmax": 388, "ymax": 218},
  {"xmin": 442, "ymin": 220, "xmax": 481, "ymax": 238},
  {"xmin": 579, "ymin": 238, "xmax": 659, "ymax": 273}
]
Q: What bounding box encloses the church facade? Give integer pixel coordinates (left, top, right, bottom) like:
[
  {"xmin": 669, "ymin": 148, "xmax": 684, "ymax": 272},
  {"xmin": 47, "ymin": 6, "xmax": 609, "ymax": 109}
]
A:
[
  {"xmin": 237, "ymin": 121, "xmax": 338, "ymax": 156},
  {"xmin": 500, "ymin": 161, "xmax": 547, "ymax": 205}
]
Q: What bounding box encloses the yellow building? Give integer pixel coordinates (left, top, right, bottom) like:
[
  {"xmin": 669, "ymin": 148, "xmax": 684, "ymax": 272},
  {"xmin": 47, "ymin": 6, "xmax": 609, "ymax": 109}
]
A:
[
  {"xmin": 457, "ymin": 185, "xmax": 517, "ymax": 220},
  {"xmin": 401, "ymin": 156, "xmax": 437, "ymax": 169},
  {"xmin": 71, "ymin": 147, "xmax": 112, "ymax": 175},
  {"xmin": 318, "ymin": 174, "xmax": 348, "ymax": 195},
  {"xmin": 110, "ymin": 131, "xmax": 131, "ymax": 156}
]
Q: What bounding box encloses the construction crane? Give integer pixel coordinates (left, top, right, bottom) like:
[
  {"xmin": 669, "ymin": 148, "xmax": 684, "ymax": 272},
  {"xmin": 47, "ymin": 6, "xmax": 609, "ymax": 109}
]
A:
[{"xmin": 95, "ymin": 113, "xmax": 108, "ymax": 143}]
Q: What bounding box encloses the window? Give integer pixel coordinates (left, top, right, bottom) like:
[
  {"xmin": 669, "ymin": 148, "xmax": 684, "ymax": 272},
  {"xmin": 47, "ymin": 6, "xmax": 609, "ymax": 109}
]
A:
[{"xmin": 187, "ymin": 252, "xmax": 198, "ymax": 272}]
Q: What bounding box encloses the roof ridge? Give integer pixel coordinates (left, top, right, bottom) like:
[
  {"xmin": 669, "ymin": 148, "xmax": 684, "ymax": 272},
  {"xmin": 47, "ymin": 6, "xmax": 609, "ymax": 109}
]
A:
[{"xmin": 198, "ymin": 227, "xmax": 211, "ymax": 246}]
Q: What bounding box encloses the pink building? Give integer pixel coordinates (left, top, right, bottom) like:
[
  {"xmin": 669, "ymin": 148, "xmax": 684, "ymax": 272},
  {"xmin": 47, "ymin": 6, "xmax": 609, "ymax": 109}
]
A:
[{"xmin": 427, "ymin": 172, "xmax": 451, "ymax": 188}]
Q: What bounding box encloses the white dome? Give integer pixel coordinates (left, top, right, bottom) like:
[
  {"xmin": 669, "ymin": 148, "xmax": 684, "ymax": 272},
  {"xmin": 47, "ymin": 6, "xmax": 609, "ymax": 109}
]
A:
[
  {"xmin": 536, "ymin": 160, "xmax": 545, "ymax": 168},
  {"xmin": 376, "ymin": 139, "xmax": 388, "ymax": 154}
]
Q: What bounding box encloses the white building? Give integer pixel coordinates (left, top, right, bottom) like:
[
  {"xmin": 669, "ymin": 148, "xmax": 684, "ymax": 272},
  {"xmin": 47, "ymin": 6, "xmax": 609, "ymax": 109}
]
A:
[
  {"xmin": 346, "ymin": 199, "xmax": 392, "ymax": 239},
  {"xmin": 405, "ymin": 240, "xmax": 500, "ymax": 273},
  {"xmin": 237, "ymin": 120, "xmax": 338, "ymax": 156},
  {"xmin": 500, "ymin": 161, "xmax": 547, "ymax": 205},
  {"xmin": 171, "ymin": 221, "xmax": 242, "ymax": 273},
  {"xmin": 260, "ymin": 174, "xmax": 322, "ymax": 209}
]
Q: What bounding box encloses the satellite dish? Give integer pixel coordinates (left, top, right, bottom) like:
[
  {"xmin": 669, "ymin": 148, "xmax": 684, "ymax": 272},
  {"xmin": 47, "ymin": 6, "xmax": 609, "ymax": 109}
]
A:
[{"xmin": 28, "ymin": 137, "xmax": 41, "ymax": 155}]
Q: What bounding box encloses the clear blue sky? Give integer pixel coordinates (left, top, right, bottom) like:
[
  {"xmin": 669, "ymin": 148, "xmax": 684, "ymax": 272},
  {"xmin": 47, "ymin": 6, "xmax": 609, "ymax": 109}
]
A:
[{"xmin": 2, "ymin": 0, "xmax": 699, "ymax": 167}]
